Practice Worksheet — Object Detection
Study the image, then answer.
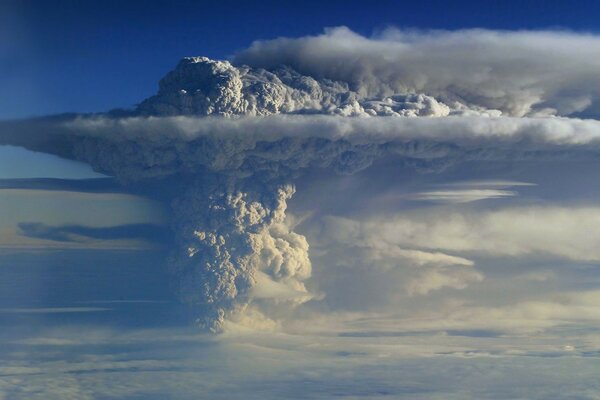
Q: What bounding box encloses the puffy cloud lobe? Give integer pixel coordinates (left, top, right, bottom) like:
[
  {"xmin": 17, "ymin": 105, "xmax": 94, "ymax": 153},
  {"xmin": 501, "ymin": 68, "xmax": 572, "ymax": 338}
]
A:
[
  {"xmin": 169, "ymin": 179, "xmax": 311, "ymax": 331},
  {"xmin": 136, "ymin": 57, "xmax": 483, "ymax": 118},
  {"xmin": 236, "ymin": 27, "xmax": 600, "ymax": 117}
]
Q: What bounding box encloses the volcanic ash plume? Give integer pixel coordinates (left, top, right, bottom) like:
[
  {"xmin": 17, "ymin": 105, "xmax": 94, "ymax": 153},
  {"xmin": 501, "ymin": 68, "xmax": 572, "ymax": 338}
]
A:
[
  {"xmin": 5, "ymin": 28, "xmax": 600, "ymax": 331},
  {"xmin": 169, "ymin": 178, "xmax": 311, "ymax": 331}
]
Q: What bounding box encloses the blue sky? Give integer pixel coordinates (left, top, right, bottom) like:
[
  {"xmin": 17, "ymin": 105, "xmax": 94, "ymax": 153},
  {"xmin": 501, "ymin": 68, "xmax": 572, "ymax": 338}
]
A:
[{"xmin": 3, "ymin": 0, "xmax": 600, "ymax": 119}]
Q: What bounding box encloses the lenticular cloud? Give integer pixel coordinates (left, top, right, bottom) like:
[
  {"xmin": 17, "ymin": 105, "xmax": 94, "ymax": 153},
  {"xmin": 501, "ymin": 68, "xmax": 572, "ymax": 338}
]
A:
[{"xmin": 3, "ymin": 27, "xmax": 600, "ymax": 331}]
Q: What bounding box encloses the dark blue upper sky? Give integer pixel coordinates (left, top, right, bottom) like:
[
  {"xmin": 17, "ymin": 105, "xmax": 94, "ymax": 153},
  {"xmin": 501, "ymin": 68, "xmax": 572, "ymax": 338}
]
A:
[{"xmin": 3, "ymin": 0, "xmax": 600, "ymax": 119}]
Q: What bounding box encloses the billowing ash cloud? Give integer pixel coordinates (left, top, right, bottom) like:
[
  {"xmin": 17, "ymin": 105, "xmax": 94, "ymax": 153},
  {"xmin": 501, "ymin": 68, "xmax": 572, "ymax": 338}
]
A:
[
  {"xmin": 169, "ymin": 178, "xmax": 311, "ymax": 331},
  {"xmin": 137, "ymin": 56, "xmax": 481, "ymax": 117},
  {"xmin": 3, "ymin": 27, "xmax": 600, "ymax": 331},
  {"xmin": 235, "ymin": 27, "xmax": 600, "ymax": 118}
]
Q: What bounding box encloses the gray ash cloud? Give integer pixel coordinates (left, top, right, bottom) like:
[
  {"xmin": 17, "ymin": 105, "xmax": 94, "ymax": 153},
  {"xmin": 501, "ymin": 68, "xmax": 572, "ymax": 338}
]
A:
[{"xmin": 3, "ymin": 27, "xmax": 600, "ymax": 331}]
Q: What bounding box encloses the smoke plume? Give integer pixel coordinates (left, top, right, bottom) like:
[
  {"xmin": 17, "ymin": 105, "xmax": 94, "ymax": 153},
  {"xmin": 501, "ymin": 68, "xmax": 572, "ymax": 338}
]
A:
[{"xmin": 3, "ymin": 28, "xmax": 600, "ymax": 330}]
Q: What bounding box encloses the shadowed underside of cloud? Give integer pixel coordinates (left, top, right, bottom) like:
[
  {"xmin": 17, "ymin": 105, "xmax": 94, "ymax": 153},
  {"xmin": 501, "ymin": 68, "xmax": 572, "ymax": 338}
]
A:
[{"xmin": 3, "ymin": 115, "xmax": 600, "ymax": 185}]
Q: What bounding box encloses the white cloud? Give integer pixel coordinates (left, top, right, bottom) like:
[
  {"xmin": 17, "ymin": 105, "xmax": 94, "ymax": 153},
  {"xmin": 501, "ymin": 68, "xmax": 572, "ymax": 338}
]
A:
[
  {"xmin": 310, "ymin": 216, "xmax": 483, "ymax": 297},
  {"xmin": 403, "ymin": 179, "xmax": 535, "ymax": 203},
  {"xmin": 404, "ymin": 189, "xmax": 518, "ymax": 203},
  {"xmin": 306, "ymin": 204, "xmax": 600, "ymax": 304},
  {"xmin": 365, "ymin": 206, "xmax": 600, "ymax": 261}
]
